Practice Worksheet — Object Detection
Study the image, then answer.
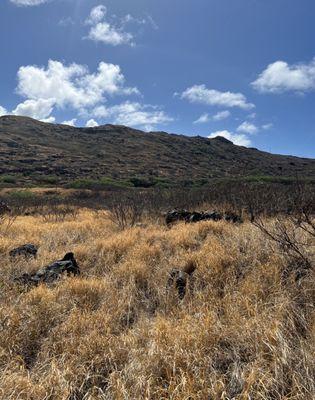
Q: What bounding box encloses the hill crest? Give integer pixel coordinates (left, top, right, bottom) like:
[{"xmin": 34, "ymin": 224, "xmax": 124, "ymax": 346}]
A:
[{"xmin": 0, "ymin": 116, "xmax": 314, "ymax": 188}]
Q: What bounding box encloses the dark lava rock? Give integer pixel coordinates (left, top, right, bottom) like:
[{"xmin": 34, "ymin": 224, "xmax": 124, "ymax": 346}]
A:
[
  {"xmin": 165, "ymin": 209, "xmax": 242, "ymax": 226},
  {"xmin": 15, "ymin": 252, "xmax": 80, "ymax": 286},
  {"xmin": 9, "ymin": 244, "xmax": 38, "ymax": 259},
  {"xmin": 224, "ymin": 212, "xmax": 243, "ymax": 223},
  {"xmin": 165, "ymin": 209, "xmax": 192, "ymax": 226}
]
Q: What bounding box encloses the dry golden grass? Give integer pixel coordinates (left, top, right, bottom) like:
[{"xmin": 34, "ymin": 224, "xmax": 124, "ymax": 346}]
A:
[{"xmin": 0, "ymin": 210, "xmax": 314, "ymax": 399}]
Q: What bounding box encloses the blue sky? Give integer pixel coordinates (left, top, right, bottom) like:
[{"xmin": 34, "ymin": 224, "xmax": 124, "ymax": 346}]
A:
[{"xmin": 0, "ymin": 0, "xmax": 314, "ymax": 157}]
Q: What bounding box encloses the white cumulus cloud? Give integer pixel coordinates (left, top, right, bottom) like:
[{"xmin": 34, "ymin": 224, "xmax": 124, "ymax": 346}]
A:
[
  {"xmin": 208, "ymin": 130, "xmax": 251, "ymax": 147},
  {"xmin": 86, "ymin": 5, "xmax": 107, "ymax": 25},
  {"xmin": 8, "ymin": 59, "xmax": 172, "ymax": 129},
  {"xmin": 12, "ymin": 98, "xmax": 55, "ymax": 120},
  {"xmin": 88, "ymin": 23, "xmax": 133, "ymax": 46},
  {"xmin": 180, "ymin": 84, "xmax": 254, "ymax": 110},
  {"xmin": 16, "ymin": 59, "xmax": 139, "ymax": 112},
  {"xmin": 252, "ymin": 58, "xmax": 315, "ymax": 93},
  {"xmin": 0, "ymin": 106, "xmax": 7, "ymax": 116},
  {"xmin": 62, "ymin": 118, "xmax": 77, "ymax": 127},
  {"xmin": 86, "ymin": 5, "xmax": 134, "ymax": 46},
  {"xmin": 86, "ymin": 119, "xmax": 99, "ymax": 128},
  {"xmin": 236, "ymin": 121, "xmax": 258, "ymax": 135}
]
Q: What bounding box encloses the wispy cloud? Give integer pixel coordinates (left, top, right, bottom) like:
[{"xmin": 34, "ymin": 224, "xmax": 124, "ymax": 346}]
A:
[
  {"xmin": 262, "ymin": 123, "xmax": 273, "ymax": 130},
  {"xmin": 58, "ymin": 17, "xmax": 75, "ymax": 27},
  {"xmin": 194, "ymin": 110, "xmax": 231, "ymax": 124},
  {"xmin": 247, "ymin": 112, "xmax": 256, "ymax": 119},
  {"xmin": 10, "ymin": 0, "xmax": 49, "ymax": 6},
  {"xmin": 120, "ymin": 14, "xmax": 159, "ymax": 30},
  {"xmin": 194, "ymin": 113, "xmax": 211, "ymax": 124},
  {"xmin": 180, "ymin": 84, "xmax": 254, "ymax": 110},
  {"xmin": 212, "ymin": 110, "xmax": 231, "ymax": 121},
  {"xmin": 93, "ymin": 101, "xmax": 173, "ymax": 131}
]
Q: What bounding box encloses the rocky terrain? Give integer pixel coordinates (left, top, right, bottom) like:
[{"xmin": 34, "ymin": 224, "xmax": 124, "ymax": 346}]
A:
[{"xmin": 1, "ymin": 116, "xmax": 314, "ymax": 188}]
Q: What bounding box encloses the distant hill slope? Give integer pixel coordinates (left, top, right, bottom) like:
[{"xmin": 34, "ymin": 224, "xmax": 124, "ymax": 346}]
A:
[{"xmin": 0, "ymin": 115, "xmax": 314, "ymax": 188}]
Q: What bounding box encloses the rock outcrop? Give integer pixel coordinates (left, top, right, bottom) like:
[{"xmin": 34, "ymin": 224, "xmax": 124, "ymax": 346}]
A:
[
  {"xmin": 15, "ymin": 252, "xmax": 80, "ymax": 286},
  {"xmin": 165, "ymin": 209, "xmax": 242, "ymax": 226}
]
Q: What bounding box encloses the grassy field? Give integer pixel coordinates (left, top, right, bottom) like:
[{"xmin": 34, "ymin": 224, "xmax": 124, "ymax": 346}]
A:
[{"xmin": 0, "ymin": 209, "xmax": 314, "ymax": 399}]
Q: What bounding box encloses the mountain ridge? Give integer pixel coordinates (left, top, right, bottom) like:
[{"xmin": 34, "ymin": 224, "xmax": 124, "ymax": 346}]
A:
[{"xmin": 0, "ymin": 115, "xmax": 314, "ymax": 188}]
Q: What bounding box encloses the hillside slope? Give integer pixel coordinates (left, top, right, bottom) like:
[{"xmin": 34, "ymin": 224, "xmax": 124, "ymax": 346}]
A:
[{"xmin": 0, "ymin": 115, "xmax": 314, "ymax": 187}]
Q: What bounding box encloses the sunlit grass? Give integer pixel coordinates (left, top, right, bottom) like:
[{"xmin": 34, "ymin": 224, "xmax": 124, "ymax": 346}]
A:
[{"xmin": 0, "ymin": 210, "xmax": 314, "ymax": 399}]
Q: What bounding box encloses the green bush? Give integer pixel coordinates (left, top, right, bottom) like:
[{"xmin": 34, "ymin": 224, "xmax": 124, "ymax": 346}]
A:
[
  {"xmin": 0, "ymin": 175, "xmax": 17, "ymax": 184},
  {"xmin": 130, "ymin": 177, "xmax": 156, "ymax": 188},
  {"xmin": 8, "ymin": 189, "xmax": 36, "ymax": 200},
  {"xmin": 37, "ymin": 175, "xmax": 59, "ymax": 185},
  {"xmin": 68, "ymin": 178, "xmax": 132, "ymax": 190}
]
